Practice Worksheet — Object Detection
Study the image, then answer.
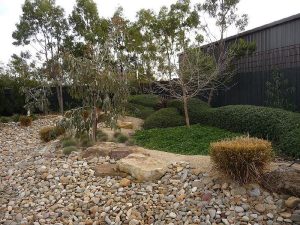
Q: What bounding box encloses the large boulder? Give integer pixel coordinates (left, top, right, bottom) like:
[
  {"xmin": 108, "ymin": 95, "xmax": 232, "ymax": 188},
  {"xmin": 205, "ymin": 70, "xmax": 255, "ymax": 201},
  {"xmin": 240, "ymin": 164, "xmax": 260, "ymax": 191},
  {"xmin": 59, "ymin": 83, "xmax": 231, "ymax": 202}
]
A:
[
  {"xmin": 117, "ymin": 153, "xmax": 168, "ymax": 182},
  {"xmin": 94, "ymin": 164, "xmax": 127, "ymax": 177},
  {"xmin": 261, "ymin": 165, "xmax": 300, "ymax": 197}
]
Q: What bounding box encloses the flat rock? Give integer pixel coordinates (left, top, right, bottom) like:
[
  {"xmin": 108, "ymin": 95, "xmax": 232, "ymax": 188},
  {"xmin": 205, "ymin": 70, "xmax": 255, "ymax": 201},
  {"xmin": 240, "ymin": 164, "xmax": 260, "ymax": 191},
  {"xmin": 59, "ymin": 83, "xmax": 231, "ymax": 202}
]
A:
[
  {"xmin": 82, "ymin": 146, "xmax": 111, "ymax": 158},
  {"xmin": 109, "ymin": 149, "xmax": 132, "ymax": 160},
  {"xmin": 94, "ymin": 164, "xmax": 127, "ymax": 177},
  {"xmin": 117, "ymin": 153, "xmax": 168, "ymax": 182}
]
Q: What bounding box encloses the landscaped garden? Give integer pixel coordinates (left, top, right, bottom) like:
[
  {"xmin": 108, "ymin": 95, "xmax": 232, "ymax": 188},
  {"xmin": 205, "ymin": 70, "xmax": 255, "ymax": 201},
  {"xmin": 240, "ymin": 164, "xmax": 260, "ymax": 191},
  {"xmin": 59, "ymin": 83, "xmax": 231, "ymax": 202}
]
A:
[{"xmin": 1, "ymin": 0, "xmax": 300, "ymax": 224}]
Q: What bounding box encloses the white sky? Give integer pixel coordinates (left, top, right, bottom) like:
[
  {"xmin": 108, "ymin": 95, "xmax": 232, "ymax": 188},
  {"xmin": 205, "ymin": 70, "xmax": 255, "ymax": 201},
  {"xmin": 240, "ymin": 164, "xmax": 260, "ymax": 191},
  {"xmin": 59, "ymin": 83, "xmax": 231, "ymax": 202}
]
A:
[{"xmin": 0, "ymin": 0, "xmax": 300, "ymax": 64}]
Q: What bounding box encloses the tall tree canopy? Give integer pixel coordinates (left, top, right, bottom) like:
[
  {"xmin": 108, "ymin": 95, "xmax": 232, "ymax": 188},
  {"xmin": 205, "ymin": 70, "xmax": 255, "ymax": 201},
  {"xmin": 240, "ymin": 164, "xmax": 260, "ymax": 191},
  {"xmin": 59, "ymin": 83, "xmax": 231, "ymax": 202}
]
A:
[{"xmin": 12, "ymin": 0, "xmax": 69, "ymax": 114}]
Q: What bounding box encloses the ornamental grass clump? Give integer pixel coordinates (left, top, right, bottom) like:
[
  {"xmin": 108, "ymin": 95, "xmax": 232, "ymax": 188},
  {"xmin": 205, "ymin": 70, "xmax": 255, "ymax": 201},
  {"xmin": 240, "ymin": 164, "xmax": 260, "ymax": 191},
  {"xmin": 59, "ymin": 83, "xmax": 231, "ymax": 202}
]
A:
[
  {"xmin": 63, "ymin": 146, "xmax": 78, "ymax": 155},
  {"xmin": 210, "ymin": 136, "xmax": 273, "ymax": 184},
  {"xmin": 19, "ymin": 116, "xmax": 32, "ymax": 127},
  {"xmin": 40, "ymin": 126, "xmax": 57, "ymax": 142}
]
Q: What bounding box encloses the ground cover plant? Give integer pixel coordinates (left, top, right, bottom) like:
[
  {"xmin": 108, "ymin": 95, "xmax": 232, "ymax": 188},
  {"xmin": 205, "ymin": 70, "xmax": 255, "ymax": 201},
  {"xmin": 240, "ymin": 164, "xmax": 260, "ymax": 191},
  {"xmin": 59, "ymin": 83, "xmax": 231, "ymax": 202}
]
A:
[{"xmin": 134, "ymin": 124, "xmax": 240, "ymax": 155}]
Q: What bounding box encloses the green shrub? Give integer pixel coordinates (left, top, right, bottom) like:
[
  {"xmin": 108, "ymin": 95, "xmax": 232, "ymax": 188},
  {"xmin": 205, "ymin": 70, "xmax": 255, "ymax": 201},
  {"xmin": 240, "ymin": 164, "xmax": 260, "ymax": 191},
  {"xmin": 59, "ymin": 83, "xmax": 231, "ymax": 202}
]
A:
[
  {"xmin": 79, "ymin": 134, "xmax": 94, "ymax": 147},
  {"xmin": 208, "ymin": 105, "xmax": 300, "ymax": 142},
  {"xmin": 54, "ymin": 125, "xmax": 66, "ymax": 136},
  {"xmin": 30, "ymin": 114, "xmax": 38, "ymax": 121},
  {"xmin": 113, "ymin": 132, "xmax": 129, "ymax": 143},
  {"xmin": 279, "ymin": 128, "xmax": 300, "ymax": 158},
  {"xmin": 63, "ymin": 146, "xmax": 78, "ymax": 155},
  {"xmin": 19, "ymin": 116, "xmax": 32, "ymax": 126},
  {"xmin": 128, "ymin": 94, "xmax": 160, "ymax": 108},
  {"xmin": 0, "ymin": 116, "xmax": 11, "ymax": 123},
  {"xmin": 11, "ymin": 114, "xmax": 20, "ymax": 122},
  {"xmin": 40, "ymin": 126, "xmax": 57, "ymax": 142},
  {"xmin": 143, "ymin": 108, "xmax": 185, "ymax": 130},
  {"xmin": 126, "ymin": 103, "xmax": 155, "ymax": 119},
  {"xmin": 96, "ymin": 130, "xmax": 108, "ymax": 142},
  {"xmin": 167, "ymin": 98, "xmax": 210, "ymax": 124},
  {"xmin": 62, "ymin": 139, "xmax": 77, "ymax": 148},
  {"xmin": 210, "ymin": 137, "xmax": 273, "ymax": 184}
]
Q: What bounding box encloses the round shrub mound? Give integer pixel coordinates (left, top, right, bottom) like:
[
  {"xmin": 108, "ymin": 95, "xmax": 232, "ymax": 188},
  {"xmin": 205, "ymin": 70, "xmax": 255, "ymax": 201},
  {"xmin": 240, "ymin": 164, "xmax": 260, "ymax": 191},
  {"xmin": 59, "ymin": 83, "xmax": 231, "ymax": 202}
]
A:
[
  {"xmin": 279, "ymin": 128, "xmax": 300, "ymax": 158},
  {"xmin": 143, "ymin": 108, "xmax": 185, "ymax": 130},
  {"xmin": 19, "ymin": 116, "xmax": 33, "ymax": 127},
  {"xmin": 126, "ymin": 103, "xmax": 155, "ymax": 119},
  {"xmin": 209, "ymin": 105, "xmax": 300, "ymax": 142},
  {"xmin": 128, "ymin": 94, "xmax": 160, "ymax": 108},
  {"xmin": 63, "ymin": 146, "xmax": 78, "ymax": 155},
  {"xmin": 210, "ymin": 136, "xmax": 273, "ymax": 184},
  {"xmin": 167, "ymin": 98, "xmax": 211, "ymax": 124}
]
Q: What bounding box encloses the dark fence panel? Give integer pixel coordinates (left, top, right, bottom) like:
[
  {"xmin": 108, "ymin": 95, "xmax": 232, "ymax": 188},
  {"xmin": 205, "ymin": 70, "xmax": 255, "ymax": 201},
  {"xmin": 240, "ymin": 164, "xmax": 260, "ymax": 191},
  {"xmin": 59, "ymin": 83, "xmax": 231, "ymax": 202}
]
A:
[{"xmin": 212, "ymin": 67, "xmax": 300, "ymax": 111}]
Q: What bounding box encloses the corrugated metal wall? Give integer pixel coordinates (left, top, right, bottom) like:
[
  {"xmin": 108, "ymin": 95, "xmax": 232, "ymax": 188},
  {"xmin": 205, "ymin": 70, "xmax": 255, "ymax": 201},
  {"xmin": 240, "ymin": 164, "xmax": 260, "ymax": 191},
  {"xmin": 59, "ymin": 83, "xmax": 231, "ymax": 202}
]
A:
[{"xmin": 214, "ymin": 17, "xmax": 300, "ymax": 111}]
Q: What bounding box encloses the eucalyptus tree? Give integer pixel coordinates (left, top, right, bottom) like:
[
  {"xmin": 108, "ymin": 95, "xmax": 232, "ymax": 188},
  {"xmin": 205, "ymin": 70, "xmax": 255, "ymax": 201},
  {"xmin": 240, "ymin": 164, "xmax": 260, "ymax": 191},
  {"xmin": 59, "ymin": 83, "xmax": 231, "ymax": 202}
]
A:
[
  {"xmin": 136, "ymin": 0, "xmax": 218, "ymax": 127},
  {"xmin": 201, "ymin": 0, "xmax": 249, "ymax": 105},
  {"xmin": 66, "ymin": 1, "xmax": 129, "ymax": 141},
  {"xmin": 12, "ymin": 0, "xmax": 69, "ymax": 114}
]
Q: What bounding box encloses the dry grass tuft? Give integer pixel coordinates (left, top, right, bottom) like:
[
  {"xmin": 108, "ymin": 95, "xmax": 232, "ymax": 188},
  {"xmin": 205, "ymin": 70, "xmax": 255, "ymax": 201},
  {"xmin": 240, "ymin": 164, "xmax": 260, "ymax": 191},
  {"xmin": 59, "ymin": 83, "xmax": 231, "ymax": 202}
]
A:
[
  {"xmin": 19, "ymin": 116, "xmax": 33, "ymax": 127},
  {"xmin": 210, "ymin": 136, "xmax": 273, "ymax": 184}
]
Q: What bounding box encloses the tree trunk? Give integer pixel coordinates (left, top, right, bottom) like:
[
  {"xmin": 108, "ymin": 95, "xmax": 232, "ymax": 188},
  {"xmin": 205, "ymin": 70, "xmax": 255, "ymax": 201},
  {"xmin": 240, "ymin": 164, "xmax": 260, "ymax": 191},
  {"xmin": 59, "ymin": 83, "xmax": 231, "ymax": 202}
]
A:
[
  {"xmin": 92, "ymin": 95, "xmax": 97, "ymax": 142},
  {"xmin": 56, "ymin": 85, "xmax": 64, "ymax": 115},
  {"xmin": 59, "ymin": 84, "xmax": 64, "ymax": 115},
  {"xmin": 208, "ymin": 88, "xmax": 214, "ymax": 106},
  {"xmin": 183, "ymin": 95, "xmax": 190, "ymax": 128}
]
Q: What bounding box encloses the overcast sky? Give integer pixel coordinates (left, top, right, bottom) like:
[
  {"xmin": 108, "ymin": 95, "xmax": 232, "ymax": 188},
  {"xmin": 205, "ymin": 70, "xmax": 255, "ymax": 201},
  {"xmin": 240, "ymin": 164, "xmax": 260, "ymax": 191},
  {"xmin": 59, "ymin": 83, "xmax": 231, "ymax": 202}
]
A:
[{"xmin": 0, "ymin": 0, "xmax": 300, "ymax": 64}]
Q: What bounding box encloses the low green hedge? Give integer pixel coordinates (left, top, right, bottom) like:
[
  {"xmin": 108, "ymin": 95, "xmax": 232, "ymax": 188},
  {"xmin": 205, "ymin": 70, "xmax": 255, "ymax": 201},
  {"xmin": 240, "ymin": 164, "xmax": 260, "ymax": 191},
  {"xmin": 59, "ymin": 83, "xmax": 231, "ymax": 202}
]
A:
[
  {"xmin": 126, "ymin": 103, "xmax": 155, "ymax": 119},
  {"xmin": 208, "ymin": 105, "xmax": 300, "ymax": 142},
  {"xmin": 143, "ymin": 108, "xmax": 185, "ymax": 130},
  {"xmin": 279, "ymin": 128, "xmax": 300, "ymax": 158},
  {"xmin": 167, "ymin": 98, "xmax": 210, "ymax": 124},
  {"xmin": 128, "ymin": 94, "xmax": 160, "ymax": 108}
]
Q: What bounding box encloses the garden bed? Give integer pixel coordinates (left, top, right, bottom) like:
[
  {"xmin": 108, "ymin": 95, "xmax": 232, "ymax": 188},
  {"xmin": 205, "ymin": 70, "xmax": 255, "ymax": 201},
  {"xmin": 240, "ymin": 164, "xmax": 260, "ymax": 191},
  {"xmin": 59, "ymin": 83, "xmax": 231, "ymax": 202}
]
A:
[{"xmin": 134, "ymin": 124, "xmax": 240, "ymax": 155}]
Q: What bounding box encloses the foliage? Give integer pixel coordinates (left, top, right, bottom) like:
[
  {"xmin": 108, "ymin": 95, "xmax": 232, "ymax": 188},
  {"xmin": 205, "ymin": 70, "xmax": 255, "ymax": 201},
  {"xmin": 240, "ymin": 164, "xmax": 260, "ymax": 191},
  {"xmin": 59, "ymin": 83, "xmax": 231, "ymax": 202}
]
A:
[
  {"xmin": 58, "ymin": 107, "xmax": 93, "ymax": 138},
  {"xmin": 63, "ymin": 146, "xmax": 78, "ymax": 155},
  {"xmin": 39, "ymin": 125, "xmax": 65, "ymax": 142},
  {"xmin": 114, "ymin": 132, "xmax": 128, "ymax": 143},
  {"xmin": 13, "ymin": 0, "xmax": 69, "ymax": 114},
  {"xmin": 40, "ymin": 126, "xmax": 57, "ymax": 142},
  {"xmin": 96, "ymin": 129, "xmax": 108, "ymax": 142},
  {"xmin": 167, "ymin": 98, "xmax": 210, "ymax": 124},
  {"xmin": 279, "ymin": 128, "xmax": 300, "ymax": 158},
  {"xmin": 143, "ymin": 108, "xmax": 185, "ymax": 130},
  {"xmin": 265, "ymin": 70, "xmax": 296, "ymax": 111},
  {"xmin": 209, "ymin": 105, "xmax": 300, "ymax": 142},
  {"xmin": 21, "ymin": 86, "xmax": 51, "ymax": 115},
  {"xmin": 19, "ymin": 115, "xmax": 32, "ymax": 126},
  {"xmin": 125, "ymin": 103, "xmax": 155, "ymax": 119},
  {"xmin": 128, "ymin": 94, "xmax": 160, "ymax": 108},
  {"xmin": 0, "ymin": 117, "xmax": 11, "ymax": 123},
  {"xmin": 134, "ymin": 124, "xmax": 239, "ymax": 155},
  {"xmin": 210, "ymin": 137, "xmax": 273, "ymax": 184},
  {"xmin": 0, "ymin": 75, "xmax": 38, "ymax": 116},
  {"xmin": 79, "ymin": 133, "xmax": 94, "ymax": 147},
  {"xmin": 11, "ymin": 114, "xmax": 20, "ymax": 122},
  {"xmin": 62, "ymin": 139, "xmax": 78, "ymax": 148}
]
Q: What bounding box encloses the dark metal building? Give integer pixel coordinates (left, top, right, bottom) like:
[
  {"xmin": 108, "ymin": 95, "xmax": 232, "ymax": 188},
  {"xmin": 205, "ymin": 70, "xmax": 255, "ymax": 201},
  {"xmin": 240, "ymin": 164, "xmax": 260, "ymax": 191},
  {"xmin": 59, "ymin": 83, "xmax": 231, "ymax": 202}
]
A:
[{"xmin": 213, "ymin": 13, "xmax": 300, "ymax": 111}]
